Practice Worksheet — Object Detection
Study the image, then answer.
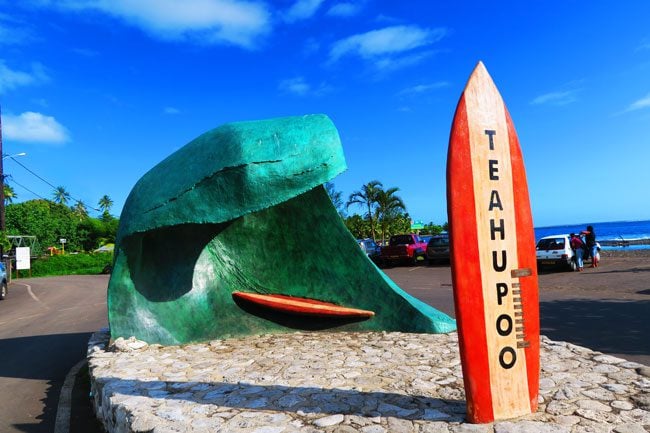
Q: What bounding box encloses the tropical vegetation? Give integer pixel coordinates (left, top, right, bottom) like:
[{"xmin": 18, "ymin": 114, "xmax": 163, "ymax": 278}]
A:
[
  {"xmin": 326, "ymin": 181, "xmax": 446, "ymax": 244},
  {"xmin": 4, "ymin": 193, "xmax": 118, "ymax": 255}
]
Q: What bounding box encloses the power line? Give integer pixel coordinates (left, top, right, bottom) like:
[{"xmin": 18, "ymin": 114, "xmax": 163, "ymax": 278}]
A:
[
  {"xmin": 9, "ymin": 156, "xmax": 58, "ymax": 190},
  {"xmin": 5, "ymin": 176, "xmax": 48, "ymax": 201},
  {"xmin": 8, "ymin": 156, "xmax": 101, "ymax": 211}
]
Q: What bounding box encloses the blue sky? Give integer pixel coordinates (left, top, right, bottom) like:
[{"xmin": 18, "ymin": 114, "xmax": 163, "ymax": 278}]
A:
[{"xmin": 1, "ymin": 1, "xmax": 649, "ymax": 227}]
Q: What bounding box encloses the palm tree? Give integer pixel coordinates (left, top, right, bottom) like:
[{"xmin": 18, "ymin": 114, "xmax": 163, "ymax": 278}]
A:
[
  {"xmin": 3, "ymin": 184, "xmax": 16, "ymax": 205},
  {"xmin": 53, "ymin": 186, "xmax": 70, "ymax": 205},
  {"xmin": 98, "ymin": 195, "xmax": 113, "ymax": 214},
  {"xmin": 325, "ymin": 182, "xmax": 345, "ymax": 217},
  {"xmin": 346, "ymin": 180, "xmax": 383, "ymax": 241},
  {"xmin": 73, "ymin": 200, "xmax": 88, "ymax": 219},
  {"xmin": 375, "ymin": 187, "xmax": 406, "ymax": 245}
]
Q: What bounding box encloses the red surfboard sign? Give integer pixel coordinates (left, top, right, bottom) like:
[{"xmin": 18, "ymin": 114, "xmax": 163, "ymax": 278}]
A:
[{"xmin": 447, "ymin": 62, "xmax": 540, "ymax": 423}]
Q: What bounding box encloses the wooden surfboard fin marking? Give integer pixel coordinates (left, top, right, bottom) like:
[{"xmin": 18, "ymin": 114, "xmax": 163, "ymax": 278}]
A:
[{"xmin": 511, "ymin": 268, "xmax": 532, "ymax": 278}]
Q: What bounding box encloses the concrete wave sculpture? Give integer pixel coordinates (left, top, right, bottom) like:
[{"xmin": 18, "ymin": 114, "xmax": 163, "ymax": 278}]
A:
[{"xmin": 108, "ymin": 114, "xmax": 456, "ymax": 345}]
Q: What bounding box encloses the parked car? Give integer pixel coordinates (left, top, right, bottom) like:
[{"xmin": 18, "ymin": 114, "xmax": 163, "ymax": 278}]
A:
[
  {"xmin": 426, "ymin": 234, "xmax": 450, "ymax": 265},
  {"xmin": 380, "ymin": 234, "xmax": 427, "ymax": 266},
  {"xmin": 0, "ymin": 262, "xmax": 7, "ymax": 300},
  {"xmin": 536, "ymin": 234, "xmax": 576, "ymax": 271},
  {"xmin": 357, "ymin": 238, "xmax": 381, "ymax": 262}
]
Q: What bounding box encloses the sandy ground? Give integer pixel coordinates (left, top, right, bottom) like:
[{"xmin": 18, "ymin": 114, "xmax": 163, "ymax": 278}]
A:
[
  {"xmin": 388, "ymin": 249, "xmax": 650, "ymax": 366},
  {"xmin": 539, "ymin": 249, "xmax": 650, "ymax": 298},
  {"xmin": 523, "ymin": 249, "xmax": 650, "ymax": 365}
]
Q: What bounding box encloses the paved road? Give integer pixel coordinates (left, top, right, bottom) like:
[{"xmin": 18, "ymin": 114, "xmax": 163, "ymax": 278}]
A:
[
  {"xmin": 0, "ymin": 275, "xmax": 108, "ymax": 433},
  {"xmin": 0, "ymin": 260, "xmax": 647, "ymax": 432},
  {"xmin": 385, "ymin": 261, "xmax": 650, "ymax": 366}
]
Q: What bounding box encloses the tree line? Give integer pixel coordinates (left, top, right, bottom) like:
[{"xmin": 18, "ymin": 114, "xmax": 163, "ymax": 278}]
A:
[
  {"xmin": 2, "ymin": 180, "xmax": 446, "ymax": 255},
  {"xmin": 2, "ymin": 184, "xmax": 118, "ymax": 255},
  {"xmin": 326, "ymin": 181, "xmax": 447, "ymax": 244}
]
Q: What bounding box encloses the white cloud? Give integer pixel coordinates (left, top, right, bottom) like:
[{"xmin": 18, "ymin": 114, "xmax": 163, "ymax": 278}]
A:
[
  {"xmin": 0, "ymin": 13, "xmax": 33, "ymax": 45},
  {"xmin": 279, "ymin": 77, "xmax": 310, "ymax": 96},
  {"xmin": 329, "ymin": 25, "xmax": 446, "ymax": 65},
  {"xmin": 164, "ymin": 106, "xmax": 181, "ymax": 114},
  {"xmin": 55, "ymin": 0, "xmax": 271, "ymax": 49},
  {"xmin": 278, "ymin": 76, "xmax": 330, "ymax": 96},
  {"xmin": 3, "ymin": 112, "xmax": 70, "ymax": 144},
  {"xmin": 326, "ymin": 2, "xmax": 362, "ymax": 18},
  {"xmin": 398, "ymin": 82, "xmax": 449, "ymax": 96},
  {"xmin": 530, "ymin": 90, "xmax": 578, "ymax": 106},
  {"xmin": 625, "ymin": 93, "xmax": 650, "ymax": 112},
  {"xmin": 0, "ymin": 61, "xmax": 50, "ymax": 93},
  {"xmin": 283, "ymin": 0, "xmax": 325, "ymax": 23}
]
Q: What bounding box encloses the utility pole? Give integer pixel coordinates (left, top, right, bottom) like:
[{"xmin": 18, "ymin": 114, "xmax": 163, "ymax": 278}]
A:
[{"xmin": 0, "ymin": 104, "xmax": 5, "ymax": 259}]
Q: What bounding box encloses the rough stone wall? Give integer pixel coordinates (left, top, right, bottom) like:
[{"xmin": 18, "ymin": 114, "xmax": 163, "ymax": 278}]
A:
[{"xmin": 87, "ymin": 330, "xmax": 650, "ymax": 433}]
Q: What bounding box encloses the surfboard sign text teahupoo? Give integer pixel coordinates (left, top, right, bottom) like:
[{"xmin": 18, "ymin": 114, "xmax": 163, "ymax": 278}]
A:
[{"xmin": 447, "ymin": 62, "xmax": 540, "ymax": 423}]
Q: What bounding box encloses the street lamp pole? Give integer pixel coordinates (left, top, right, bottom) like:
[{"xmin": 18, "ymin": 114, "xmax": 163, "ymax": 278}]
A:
[
  {"xmin": 0, "ymin": 104, "xmax": 26, "ymax": 258},
  {"xmin": 0, "ymin": 104, "xmax": 5, "ymax": 235}
]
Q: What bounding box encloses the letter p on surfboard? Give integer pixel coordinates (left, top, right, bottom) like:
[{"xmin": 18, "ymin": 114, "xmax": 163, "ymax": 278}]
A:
[{"xmin": 447, "ymin": 62, "xmax": 540, "ymax": 423}]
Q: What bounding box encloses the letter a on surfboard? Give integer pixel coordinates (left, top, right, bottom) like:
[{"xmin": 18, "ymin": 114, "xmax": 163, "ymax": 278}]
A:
[{"xmin": 447, "ymin": 62, "xmax": 540, "ymax": 423}]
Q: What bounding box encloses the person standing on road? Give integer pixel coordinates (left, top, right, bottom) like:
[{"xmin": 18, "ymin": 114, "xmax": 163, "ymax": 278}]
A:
[
  {"xmin": 570, "ymin": 233, "xmax": 585, "ymax": 271},
  {"xmin": 583, "ymin": 225, "xmax": 598, "ymax": 267}
]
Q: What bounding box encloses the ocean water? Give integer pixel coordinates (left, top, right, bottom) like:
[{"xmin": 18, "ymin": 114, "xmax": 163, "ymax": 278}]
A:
[{"xmin": 534, "ymin": 220, "xmax": 650, "ymax": 250}]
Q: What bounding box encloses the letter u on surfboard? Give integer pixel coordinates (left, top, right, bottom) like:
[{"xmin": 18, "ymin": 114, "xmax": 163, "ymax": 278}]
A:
[{"xmin": 446, "ymin": 62, "xmax": 540, "ymax": 423}]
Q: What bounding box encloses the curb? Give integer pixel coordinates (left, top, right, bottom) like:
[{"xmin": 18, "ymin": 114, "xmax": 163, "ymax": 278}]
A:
[{"xmin": 54, "ymin": 358, "xmax": 87, "ymax": 433}]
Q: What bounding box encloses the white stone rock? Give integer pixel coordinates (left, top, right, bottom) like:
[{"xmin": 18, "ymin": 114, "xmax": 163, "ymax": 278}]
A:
[
  {"xmin": 450, "ymin": 424, "xmax": 491, "ymax": 433},
  {"xmin": 611, "ymin": 400, "xmax": 634, "ymax": 411},
  {"xmin": 360, "ymin": 425, "xmax": 387, "ymax": 433},
  {"xmin": 494, "ymin": 420, "xmax": 570, "ymax": 433},
  {"xmin": 251, "ymin": 427, "xmax": 286, "ymax": 433},
  {"xmin": 613, "ymin": 423, "xmax": 649, "ymax": 433},
  {"xmin": 593, "ymin": 354, "xmax": 626, "ymax": 364},
  {"xmin": 313, "ymin": 414, "xmax": 345, "ymax": 427},
  {"xmin": 576, "ymin": 399, "xmax": 613, "ymax": 412}
]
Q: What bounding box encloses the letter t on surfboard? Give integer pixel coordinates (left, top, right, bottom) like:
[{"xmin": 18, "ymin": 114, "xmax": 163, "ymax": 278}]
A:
[{"xmin": 447, "ymin": 62, "xmax": 540, "ymax": 423}]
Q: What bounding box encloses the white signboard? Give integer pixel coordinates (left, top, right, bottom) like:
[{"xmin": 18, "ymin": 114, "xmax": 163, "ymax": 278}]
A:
[{"xmin": 16, "ymin": 247, "xmax": 31, "ymax": 270}]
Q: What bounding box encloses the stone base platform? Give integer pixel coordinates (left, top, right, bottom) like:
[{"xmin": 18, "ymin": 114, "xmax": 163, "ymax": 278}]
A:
[{"xmin": 87, "ymin": 330, "xmax": 650, "ymax": 433}]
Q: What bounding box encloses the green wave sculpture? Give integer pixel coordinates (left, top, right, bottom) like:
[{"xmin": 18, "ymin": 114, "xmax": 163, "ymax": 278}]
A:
[{"xmin": 108, "ymin": 114, "xmax": 456, "ymax": 344}]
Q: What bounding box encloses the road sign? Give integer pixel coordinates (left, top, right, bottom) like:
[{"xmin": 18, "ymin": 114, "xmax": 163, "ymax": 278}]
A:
[{"xmin": 16, "ymin": 247, "xmax": 31, "ymax": 270}]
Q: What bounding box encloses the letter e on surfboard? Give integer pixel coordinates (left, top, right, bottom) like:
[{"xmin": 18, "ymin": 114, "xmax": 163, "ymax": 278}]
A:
[{"xmin": 446, "ymin": 62, "xmax": 540, "ymax": 423}]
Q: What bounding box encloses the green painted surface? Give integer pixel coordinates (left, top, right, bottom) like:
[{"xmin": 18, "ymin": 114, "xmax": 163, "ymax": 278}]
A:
[{"xmin": 108, "ymin": 114, "xmax": 456, "ymax": 344}]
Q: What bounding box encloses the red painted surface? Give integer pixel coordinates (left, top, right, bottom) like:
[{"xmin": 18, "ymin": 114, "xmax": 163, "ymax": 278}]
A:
[
  {"xmin": 380, "ymin": 234, "xmax": 428, "ymax": 264},
  {"xmin": 232, "ymin": 292, "xmax": 375, "ymax": 318},
  {"xmin": 447, "ymin": 94, "xmax": 494, "ymax": 423}
]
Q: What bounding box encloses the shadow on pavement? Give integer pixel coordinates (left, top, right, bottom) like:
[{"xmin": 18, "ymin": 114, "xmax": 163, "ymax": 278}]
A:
[
  {"xmin": 0, "ymin": 332, "xmax": 96, "ymax": 433},
  {"xmin": 0, "ymin": 333, "xmax": 91, "ymax": 380},
  {"xmin": 540, "ymin": 298, "xmax": 650, "ymax": 357}
]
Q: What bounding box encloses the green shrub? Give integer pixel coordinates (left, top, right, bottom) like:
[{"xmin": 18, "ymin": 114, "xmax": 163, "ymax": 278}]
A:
[{"xmin": 15, "ymin": 253, "xmax": 113, "ymax": 278}]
